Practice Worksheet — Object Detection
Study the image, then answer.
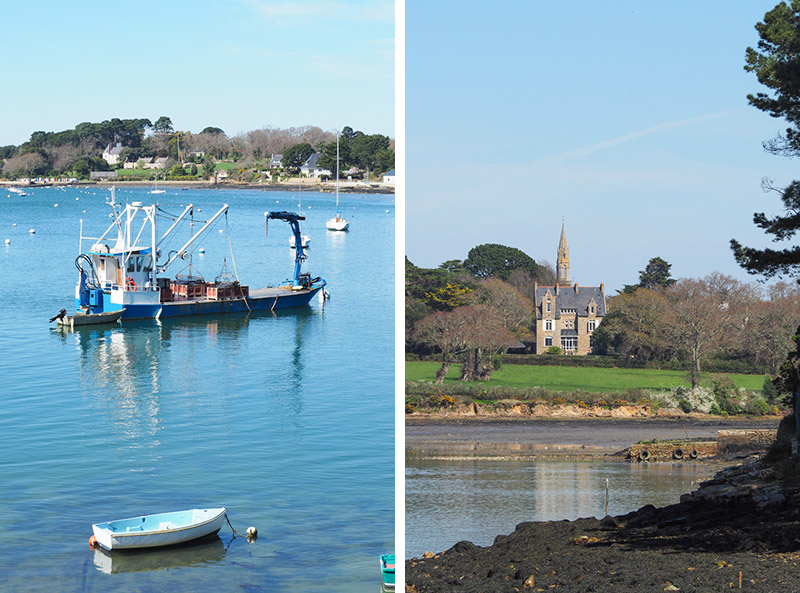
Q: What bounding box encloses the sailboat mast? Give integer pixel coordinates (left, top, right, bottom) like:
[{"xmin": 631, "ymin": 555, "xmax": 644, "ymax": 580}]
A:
[{"xmin": 336, "ymin": 134, "xmax": 340, "ymax": 213}]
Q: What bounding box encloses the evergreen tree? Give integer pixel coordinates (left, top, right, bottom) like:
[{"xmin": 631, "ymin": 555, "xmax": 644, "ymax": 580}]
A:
[
  {"xmin": 732, "ymin": 1, "xmax": 800, "ymax": 431},
  {"xmin": 731, "ymin": 1, "xmax": 800, "ymax": 277}
]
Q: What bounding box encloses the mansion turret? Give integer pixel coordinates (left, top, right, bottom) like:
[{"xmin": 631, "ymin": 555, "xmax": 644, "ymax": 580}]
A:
[{"xmin": 533, "ymin": 223, "xmax": 606, "ymax": 355}]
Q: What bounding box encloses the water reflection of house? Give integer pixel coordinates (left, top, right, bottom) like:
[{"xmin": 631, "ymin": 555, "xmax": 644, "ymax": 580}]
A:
[{"xmin": 533, "ymin": 223, "xmax": 606, "ymax": 355}]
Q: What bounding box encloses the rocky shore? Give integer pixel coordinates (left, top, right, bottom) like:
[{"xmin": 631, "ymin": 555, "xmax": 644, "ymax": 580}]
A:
[{"xmin": 406, "ymin": 419, "xmax": 800, "ymax": 592}]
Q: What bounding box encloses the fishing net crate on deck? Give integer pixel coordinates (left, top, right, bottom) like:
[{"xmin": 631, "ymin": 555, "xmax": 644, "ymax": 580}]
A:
[
  {"xmin": 207, "ymin": 281, "xmax": 237, "ymax": 300},
  {"xmin": 172, "ymin": 275, "xmax": 206, "ymax": 298}
]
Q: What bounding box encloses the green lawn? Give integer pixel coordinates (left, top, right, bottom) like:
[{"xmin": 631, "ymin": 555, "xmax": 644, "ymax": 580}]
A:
[{"xmin": 406, "ymin": 361, "xmax": 765, "ymax": 393}]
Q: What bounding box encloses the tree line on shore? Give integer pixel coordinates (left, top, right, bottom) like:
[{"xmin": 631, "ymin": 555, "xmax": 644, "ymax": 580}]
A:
[
  {"xmin": 0, "ymin": 118, "xmax": 394, "ymax": 182},
  {"xmin": 406, "ymin": 244, "xmax": 800, "ymax": 404}
]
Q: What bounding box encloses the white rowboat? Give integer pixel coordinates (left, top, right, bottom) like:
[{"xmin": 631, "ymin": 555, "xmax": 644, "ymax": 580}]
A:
[{"xmin": 91, "ymin": 507, "xmax": 227, "ymax": 550}]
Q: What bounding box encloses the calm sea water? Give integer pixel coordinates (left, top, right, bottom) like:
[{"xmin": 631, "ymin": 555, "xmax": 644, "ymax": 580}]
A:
[
  {"xmin": 0, "ymin": 185, "xmax": 395, "ymax": 592},
  {"xmin": 406, "ymin": 458, "xmax": 711, "ymax": 559}
]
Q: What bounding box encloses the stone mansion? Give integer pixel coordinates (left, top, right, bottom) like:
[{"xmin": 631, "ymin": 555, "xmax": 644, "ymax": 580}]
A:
[{"xmin": 533, "ymin": 224, "xmax": 606, "ymax": 355}]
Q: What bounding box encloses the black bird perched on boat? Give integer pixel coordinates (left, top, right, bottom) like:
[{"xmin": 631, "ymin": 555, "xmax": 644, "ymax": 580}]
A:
[{"xmin": 49, "ymin": 309, "xmax": 67, "ymax": 323}]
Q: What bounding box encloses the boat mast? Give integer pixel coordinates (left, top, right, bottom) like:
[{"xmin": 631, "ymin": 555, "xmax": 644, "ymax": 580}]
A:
[{"xmin": 335, "ymin": 134, "xmax": 340, "ymax": 218}]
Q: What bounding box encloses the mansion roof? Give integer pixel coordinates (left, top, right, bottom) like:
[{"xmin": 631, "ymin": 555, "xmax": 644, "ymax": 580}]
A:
[{"xmin": 534, "ymin": 284, "xmax": 606, "ymax": 319}]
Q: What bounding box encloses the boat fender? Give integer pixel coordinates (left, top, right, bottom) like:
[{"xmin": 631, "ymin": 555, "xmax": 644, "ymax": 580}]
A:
[
  {"xmin": 126, "ymin": 277, "xmax": 137, "ymax": 292},
  {"xmin": 690, "ymin": 449, "xmax": 699, "ymax": 459},
  {"xmin": 673, "ymin": 448, "xmax": 684, "ymax": 460},
  {"xmin": 89, "ymin": 535, "xmax": 98, "ymax": 549},
  {"xmin": 638, "ymin": 449, "xmax": 650, "ymax": 462}
]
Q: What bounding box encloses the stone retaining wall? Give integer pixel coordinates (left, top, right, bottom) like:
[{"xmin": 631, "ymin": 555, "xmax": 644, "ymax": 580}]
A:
[
  {"xmin": 717, "ymin": 429, "xmax": 777, "ymax": 455},
  {"xmin": 628, "ymin": 440, "xmax": 717, "ymax": 462}
]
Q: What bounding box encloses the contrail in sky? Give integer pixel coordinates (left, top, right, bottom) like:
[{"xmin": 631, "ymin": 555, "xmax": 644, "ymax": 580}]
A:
[{"xmin": 532, "ymin": 110, "xmax": 738, "ymax": 165}]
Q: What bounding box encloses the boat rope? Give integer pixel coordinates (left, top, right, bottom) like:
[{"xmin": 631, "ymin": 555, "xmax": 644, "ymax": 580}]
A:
[
  {"xmin": 226, "ymin": 213, "xmax": 251, "ymax": 313},
  {"xmin": 225, "ymin": 513, "xmax": 257, "ymax": 544},
  {"xmin": 225, "ymin": 513, "xmax": 243, "ymax": 538}
]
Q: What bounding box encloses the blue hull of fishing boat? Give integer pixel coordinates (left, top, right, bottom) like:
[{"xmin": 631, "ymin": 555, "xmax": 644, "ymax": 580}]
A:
[{"xmin": 75, "ymin": 283, "xmax": 325, "ymax": 320}]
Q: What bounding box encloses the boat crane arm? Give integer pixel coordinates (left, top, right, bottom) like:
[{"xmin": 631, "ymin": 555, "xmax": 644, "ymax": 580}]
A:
[
  {"xmin": 157, "ymin": 204, "xmax": 194, "ymax": 248},
  {"xmin": 159, "ymin": 204, "xmax": 229, "ymax": 273},
  {"xmin": 266, "ymin": 211, "xmax": 306, "ymax": 284}
]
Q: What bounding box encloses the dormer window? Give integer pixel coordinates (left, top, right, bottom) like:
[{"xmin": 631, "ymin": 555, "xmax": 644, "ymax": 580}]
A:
[{"xmin": 546, "ymin": 298, "xmax": 551, "ymax": 313}]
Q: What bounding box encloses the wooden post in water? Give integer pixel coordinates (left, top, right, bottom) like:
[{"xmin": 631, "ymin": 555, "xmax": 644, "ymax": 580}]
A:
[{"xmin": 605, "ymin": 478, "xmax": 609, "ymax": 516}]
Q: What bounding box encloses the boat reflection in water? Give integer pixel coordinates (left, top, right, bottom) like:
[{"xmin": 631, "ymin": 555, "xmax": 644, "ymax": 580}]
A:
[
  {"xmin": 52, "ymin": 308, "xmax": 316, "ymax": 470},
  {"xmin": 92, "ymin": 534, "xmax": 226, "ymax": 574}
]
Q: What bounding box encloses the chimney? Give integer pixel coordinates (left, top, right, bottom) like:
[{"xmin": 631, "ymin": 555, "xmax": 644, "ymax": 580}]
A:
[
  {"xmin": 600, "ymin": 282, "xmax": 604, "ymax": 294},
  {"xmin": 574, "ymin": 283, "xmax": 579, "ymax": 294}
]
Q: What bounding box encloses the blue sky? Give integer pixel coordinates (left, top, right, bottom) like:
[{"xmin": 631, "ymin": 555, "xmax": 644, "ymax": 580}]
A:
[
  {"xmin": 406, "ymin": 1, "xmax": 800, "ymax": 293},
  {"xmin": 0, "ymin": 0, "xmax": 394, "ymax": 145}
]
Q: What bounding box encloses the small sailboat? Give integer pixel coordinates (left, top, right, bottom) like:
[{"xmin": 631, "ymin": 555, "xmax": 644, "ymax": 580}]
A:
[
  {"xmin": 326, "ymin": 135, "xmax": 349, "ymax": 231},
  {"xmin": 149, "ymin": 174, "xmax": 165, "ymax": 195},
  {"xmin": 380, "ymin": 554, "xmax": 395, "ymax": 590},
  {"xmin": 90, "ymin": 508, "xmax": 227, "ymax": 550},
  {"xmin": 290, "ymin": 175, "xmax": 311, "ymax": 249}
]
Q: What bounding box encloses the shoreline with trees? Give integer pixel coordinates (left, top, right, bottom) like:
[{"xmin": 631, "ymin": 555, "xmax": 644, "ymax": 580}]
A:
[{"xmin": 0, "ymin": 120, "xmax": 395, "ymax": 188}]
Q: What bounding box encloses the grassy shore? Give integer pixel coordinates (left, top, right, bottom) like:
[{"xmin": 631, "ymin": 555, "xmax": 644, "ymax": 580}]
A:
[{"xmin": 406, "ymin": 361, "xmax": 766, "ymax": 392}]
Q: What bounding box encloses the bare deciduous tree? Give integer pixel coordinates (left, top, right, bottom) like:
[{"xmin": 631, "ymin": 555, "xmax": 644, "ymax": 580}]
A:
[{"xmin": 413, "ymin": 309, "xmax": 471, "ymax": 384}]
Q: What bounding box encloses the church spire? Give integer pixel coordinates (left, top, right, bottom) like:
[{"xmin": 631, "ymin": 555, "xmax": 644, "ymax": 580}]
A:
[{"xmin": 556, "ymin": 221, "xmax": 570, "ymax": 286}]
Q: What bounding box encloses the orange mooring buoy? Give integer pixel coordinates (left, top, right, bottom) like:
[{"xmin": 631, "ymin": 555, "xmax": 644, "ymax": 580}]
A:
[{"xmin": 89, "ymin": 535, "xmax": 98, "ymax": 548}]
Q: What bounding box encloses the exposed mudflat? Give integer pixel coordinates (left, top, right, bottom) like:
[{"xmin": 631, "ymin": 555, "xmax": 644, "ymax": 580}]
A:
[{"xmin": 406, "ymin": 417, "xmax": 781, "ymax": 458}]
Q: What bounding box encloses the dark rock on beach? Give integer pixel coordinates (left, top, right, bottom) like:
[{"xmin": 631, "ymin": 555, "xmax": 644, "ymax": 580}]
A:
[{"xmin": 407, "ymin": 423, "xmax": 800, "ymax": 592}]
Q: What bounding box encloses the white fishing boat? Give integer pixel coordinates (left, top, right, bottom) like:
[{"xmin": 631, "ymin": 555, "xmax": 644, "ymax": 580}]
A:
[
  {"xmin": 91, "ymin": 507, "xmax": 227, "ymax": 550},
  {"xmin": 63, "ymin": 187, "xmax": 325, "ymax": 320},
  {"xmin": 326, "ymin": 135, "xmax": 349, "ymax": 231}
]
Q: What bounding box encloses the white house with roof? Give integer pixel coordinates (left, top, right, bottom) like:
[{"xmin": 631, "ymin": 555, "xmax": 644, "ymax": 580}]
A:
[
  {"xmin": 300, "ymin": 153, "xmax": 331, "ymax": 178},
  {"xmin": 383, "ymin": 168, "xmax": 395, "ymax": 185},
  {"xmin": 269, "ymin": 154, "xmax": 283, "ymax": 168},
  {"xmin": 145, "ymin": 157, "xmax": 168, "ymax": 170},
  {"xmin": 102, "ymin": 142, "xmax": 124, "ymax": 166}
]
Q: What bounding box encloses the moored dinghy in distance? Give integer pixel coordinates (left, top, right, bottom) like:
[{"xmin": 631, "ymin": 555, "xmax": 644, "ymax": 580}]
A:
[{"xmin": 91, "ymin": 507, "xmax": 227, "ymax": 550}]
